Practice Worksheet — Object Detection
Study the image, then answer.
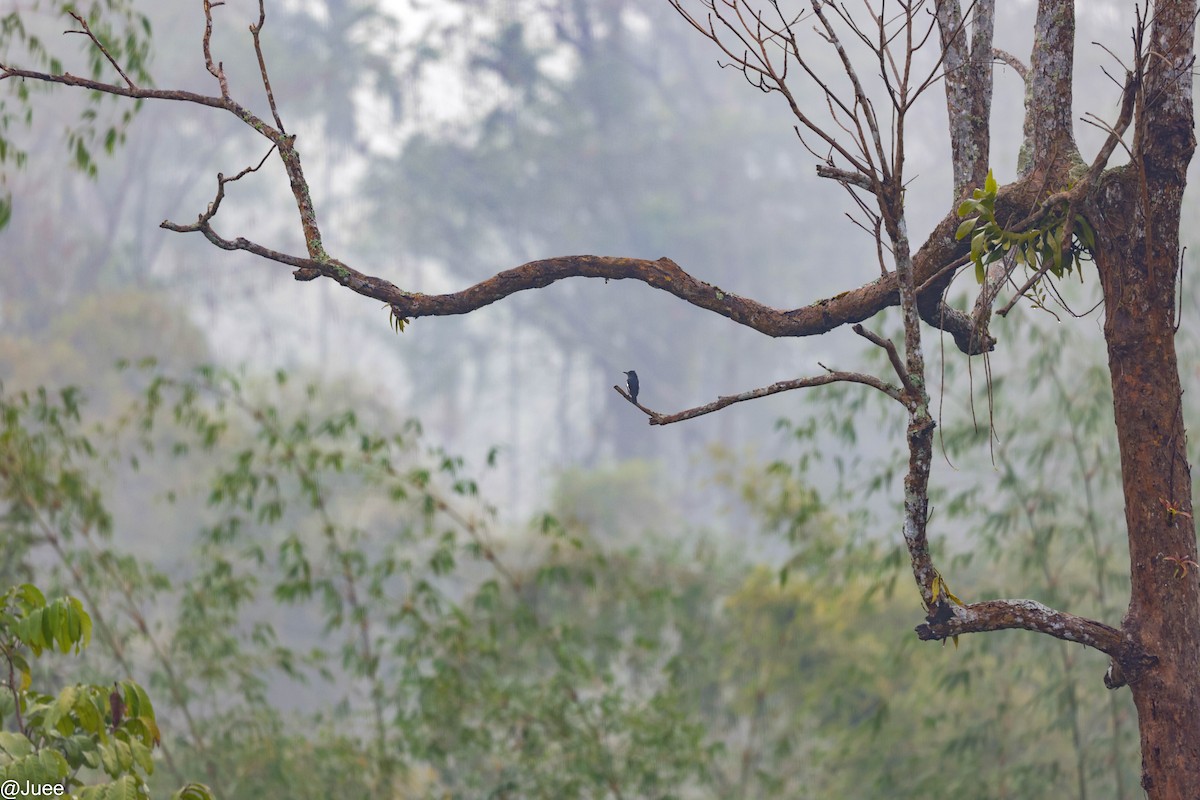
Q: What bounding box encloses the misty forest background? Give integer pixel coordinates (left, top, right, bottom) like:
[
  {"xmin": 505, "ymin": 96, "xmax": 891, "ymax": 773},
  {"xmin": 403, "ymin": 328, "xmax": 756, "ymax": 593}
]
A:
[{"xmin": 3, "ymin": 1, "xmax": 1199, "ymax": 798}]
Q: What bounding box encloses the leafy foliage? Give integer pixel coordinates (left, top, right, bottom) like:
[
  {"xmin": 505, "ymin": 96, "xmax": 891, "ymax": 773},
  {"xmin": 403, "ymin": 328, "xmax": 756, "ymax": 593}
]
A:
[
  {"xmin": 0, "ymin": 583, "xmax": 212, "ymax": 800},
  {"xmin": 0, "ymin": 346, "xmax": 1146, "ymax": 798},
  {"xmin": 956, "ymin": 170, "xmax": 1096, "ymax": 283}
]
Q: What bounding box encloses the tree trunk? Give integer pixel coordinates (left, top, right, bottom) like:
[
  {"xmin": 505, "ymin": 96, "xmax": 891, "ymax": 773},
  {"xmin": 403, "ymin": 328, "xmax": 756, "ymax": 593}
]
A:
[{"xmin": 1091, "ymin": 65, "xmax": 1200, "ymax": 797}]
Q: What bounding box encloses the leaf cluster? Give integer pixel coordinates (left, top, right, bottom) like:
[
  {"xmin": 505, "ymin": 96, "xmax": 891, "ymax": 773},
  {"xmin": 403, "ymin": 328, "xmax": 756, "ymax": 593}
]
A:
[
  {"xmin": 956, "ymin": 170, "xmax": 1096, "ymax": 283},
  {"xmin": 0, "ymin": 583, "xmax": 212, "ymax": 800}
]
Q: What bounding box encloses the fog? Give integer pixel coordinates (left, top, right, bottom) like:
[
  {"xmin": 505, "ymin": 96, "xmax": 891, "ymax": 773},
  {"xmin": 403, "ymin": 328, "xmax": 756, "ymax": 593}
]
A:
[{"xmin": 2, "ymin": 1, "xmax": 1161, "ymax": 516}]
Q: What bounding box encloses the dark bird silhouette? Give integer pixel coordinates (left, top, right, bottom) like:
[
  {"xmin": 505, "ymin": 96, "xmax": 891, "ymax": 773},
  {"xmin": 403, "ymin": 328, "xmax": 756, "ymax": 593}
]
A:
[
  {"xmin": 109, "ymin": 683, "xmax": 126, "ymax": 731},
  {"xmin": 624, "ymin": 370, "xmax": 639, "ymax": 404}
]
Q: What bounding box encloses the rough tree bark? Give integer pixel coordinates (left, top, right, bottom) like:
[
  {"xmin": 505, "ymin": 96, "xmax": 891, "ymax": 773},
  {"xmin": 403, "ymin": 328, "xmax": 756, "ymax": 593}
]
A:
[
  {"xmin": 2, "ymin": 0, "xmax": 1198, "ymax": 795},
  {"xmin": 1088, "ymin": 4, "xmax": 1200, "ymax": 792}
]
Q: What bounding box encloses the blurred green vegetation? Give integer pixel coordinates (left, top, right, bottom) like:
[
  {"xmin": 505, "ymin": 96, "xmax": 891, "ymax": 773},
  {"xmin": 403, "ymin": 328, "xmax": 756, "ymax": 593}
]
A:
[
  {"xmin": 0, "ymin": 335, "xmax": 1141, "ymax": 797},
  {"xmin": 0, "ymin": 580, "xmax": 214, "ymax": 800}
]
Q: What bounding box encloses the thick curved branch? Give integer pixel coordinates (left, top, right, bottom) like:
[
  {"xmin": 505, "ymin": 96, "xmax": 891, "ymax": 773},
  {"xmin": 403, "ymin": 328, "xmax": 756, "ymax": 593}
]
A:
[
  {"xmin": 152, "ymin": 141, "xmax": 1041, "ymax": 356},
  {"xmin": 28, "ymin": 22, "xmax": 1020, "ymax": 359},
  {"xmin": 916, "ymin": 598, "xmax": 1156, "ymax": 684},
  {"xmin": 384, "ymin": 170, "xmax": 1051, "ymax": 351},
  {"xmin": 3, "ymin": 1, "xmax": 1058, "ymax": 359},
  {"xmin": 386, "ymin": 255, "xmax": 904, "ymax": 337}
]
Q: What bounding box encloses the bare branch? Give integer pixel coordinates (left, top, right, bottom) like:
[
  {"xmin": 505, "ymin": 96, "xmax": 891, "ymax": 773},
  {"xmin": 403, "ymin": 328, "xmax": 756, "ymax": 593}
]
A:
[
  {"xmin": 202, "ymin": 0, "xmax": 231, "ymax": 98},
  {"xmin": 65, "ymin": 11, "xmax": 137, "ymax": 90},
  {"xmin": 992, "ymin": 47, "xmax": 1029, "ymax": 80},
  {"xmin": 0, "ymin": 65, "xmax": 227, "ymax": 110},
  {"xmin": 1083, "ymin": 69, "xmax": 1139, "ymax": 186},
  {"xmin": 250, "ymin": 0, "xmax": 286, "ymax": 133},
  {"xmin": 808, "ymin": 1, "xmax": 891, "ymax": 184},
  {"xmin": 618, "ymin": 368, "xmax": 904, "ymax": 427},
  {"xmin": 916, "ymin": 598, "xmax": 1156, "ymax": 684},
  {"xmin": 851, "ymin": 323, "xmax": 916, "ymax": 398},
  {"xmin": 815, "ymin": 162, "xmax": 873, "ymax": 191},
  {"xmin": 667, "ymin": 1, "xmax": 878, "ymax": 180}
]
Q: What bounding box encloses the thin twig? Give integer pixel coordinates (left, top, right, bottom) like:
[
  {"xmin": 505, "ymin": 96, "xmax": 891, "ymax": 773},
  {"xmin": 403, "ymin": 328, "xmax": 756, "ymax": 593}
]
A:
[
  {"xmin": 851, "ymin": 323, "xmax": 916, "ymax": 399},
  {"xmin": 202, "ymin": 0, "xmax": 231, "ymax": 98},
  {"xmin": 249, "ymin": 0, "xmax": 285, "ymax": 133},
  {"xmin": 66, "ymin": 11, "xmax": 137, "ymax": 89}
]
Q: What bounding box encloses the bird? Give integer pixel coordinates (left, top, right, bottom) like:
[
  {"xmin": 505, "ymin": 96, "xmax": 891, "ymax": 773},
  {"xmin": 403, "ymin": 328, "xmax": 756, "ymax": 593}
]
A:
[
  {"xmin": 624, "ymin": 370, "xmax": 639, "ymax": 404},
  {"xmin": 109, "ymin": 683, "xmax": 126, "ymax": 731}
]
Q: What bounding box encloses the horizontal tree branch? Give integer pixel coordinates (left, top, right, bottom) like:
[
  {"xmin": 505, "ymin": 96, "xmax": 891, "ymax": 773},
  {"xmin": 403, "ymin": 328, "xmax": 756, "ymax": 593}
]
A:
[
  {"xmin": 613, "ymin": 365, "xmax": 903, "ymax": 426},
  {"xmin": 0, "ymin": 64, "xmax": 229, "ymax": 112},
  {"xmin": 3, "ymin": 13, "xmax": 1058, "ymax": 356},
  {"xmin": 916, "ymin": 597, "xmax": 1156, "ymax": 684},
  {"xmin": 388, "ymin": 255, "xmax": 912, "ymax": 337},
  {"xmin": 381, "ymin": 177, "xmax": 1049, "ymax": 353},
  {"xmin": 816, "ymin": 162, "xmax": 875, "ymax": 191}
]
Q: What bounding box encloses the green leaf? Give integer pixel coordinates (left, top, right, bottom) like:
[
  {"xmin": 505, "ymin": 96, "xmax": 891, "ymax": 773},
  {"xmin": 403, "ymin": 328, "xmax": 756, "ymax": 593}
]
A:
[
  {"xmin": 984, "ymin": 168, "xmax": 997, "ymax": 195},
  {"xmin": 37, "ymin": 747, "xmax": 69, "ymax": 779},
  {"xmin": 1076, "ymin": 214, "xmax": 1096, "ymax": 250},
  {"xmin": 970, "ymin": 231, "xmax": 986, "ymax": 266},
  {"xmin": 130, "ymin": 739, "xmax": 154, "ymax": 775},
  {"xmin": 9, "ymin": 652, "xmax": 31, "ymax": 691},
  {"xmin": 18, "ymin": 584, "xmax": 46, "ymax": 609},
  {"xmin": 74, "ymin": 692, "xmax": 103, "ymax": 735},
  {"xmin": 75, "ymin": 598, "xmax": 93, "ymax": 649},
  {"xmin": 99, "ymin": 742, "xmax": 119, "ymax": 776},
  {"xmin": 955, "ymin": 217, "xmax": 977, "ymax": 241},
  {"xmin": 0, "ymin": 731, "xmax": 35, "ymax": 760},
  {"xmin": 46, "ymin": 685, "xmax": 79, "ymax": 730}
]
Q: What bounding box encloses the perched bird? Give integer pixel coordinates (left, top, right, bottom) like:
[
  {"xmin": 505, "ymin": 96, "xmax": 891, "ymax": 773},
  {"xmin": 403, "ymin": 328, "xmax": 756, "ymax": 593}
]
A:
[
  {"xmin": 624, "ymin": 370, "xmax": 639, "ymax": 404},
  {"xmin": 109, "ymin": 683, "xmax": 126, "ymax": 731}
]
